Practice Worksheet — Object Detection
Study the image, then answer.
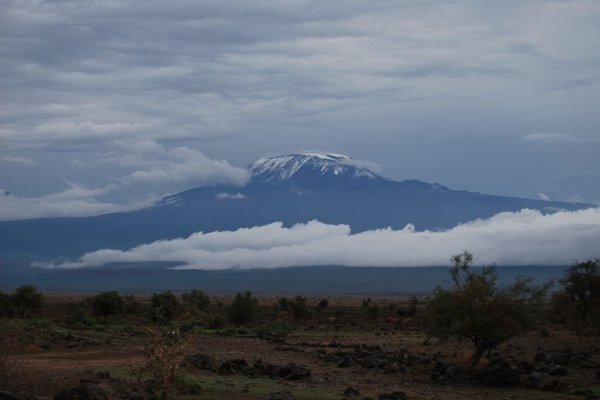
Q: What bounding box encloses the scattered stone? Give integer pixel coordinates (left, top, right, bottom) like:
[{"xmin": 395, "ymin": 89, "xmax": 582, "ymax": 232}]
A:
[{"xmin": 344, "ymin": 387, "xmax": 361, "ymax": 397}]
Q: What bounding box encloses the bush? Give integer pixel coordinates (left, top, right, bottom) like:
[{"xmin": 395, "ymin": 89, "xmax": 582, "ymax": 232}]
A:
[
  {"xmin": 317, "ymin": 299, "xmax": 329, "ymax": 310},
  {"xmin": 11, "ymin": 285, "xmax": 43, "ymax": 318},
  {"xmin": 0, "ymin": 292, "xmax": 15, "ymax": 318},
  {"xmin": 228, "ymin": 291, "xmax": 258, "ymax": 325},
  {"xmin": 151, "ymin": 291, "xmax": 179, "ymax": 322},
  {"xmin": 89, "ymin": 291, "xmax": 125, "ymax": 318},
  {"xmin": 277, "ymin": 297, "xmax": 290, "ymax": 311},
  {"xmin": 555, "ymin": 259, "xmax": 600, "ymax": 335},
  {"xmin": 182, "ymin": 290, "xmax": 210, "ymax": 313},
  {"xmin": 254, "ymin": 320, "xmax": 294, "ymax": 340},
  {"xmin": 425, "ymin": 251, "xmax": 548, "ymax": 372}
]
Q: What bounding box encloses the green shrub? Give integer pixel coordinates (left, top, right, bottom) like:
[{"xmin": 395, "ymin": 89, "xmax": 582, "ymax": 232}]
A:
[
  {"xmin": 277, "ymin": 297, "xmax": 290, "ymax": 311},
  {"xmin": 254, "ymin": 319, "xmax": 294, "ymax": 340},
  {"xmin": 181, "ymin": 289, "xmax": 210, "ymax": 313},
  {"xmin": 228, "ymin": 291, "xmax": 258, "ymax": 325},
  {"xmin": 151, "ymin": 291, "xmax": 179, "ymax": 322},
  {"xmin": 11, "ymin": 285, "xmax": 43, "ymax": 318},
  {"xmin": 89, "ymin": 291, "xmax": 125, "ymax": 318}
]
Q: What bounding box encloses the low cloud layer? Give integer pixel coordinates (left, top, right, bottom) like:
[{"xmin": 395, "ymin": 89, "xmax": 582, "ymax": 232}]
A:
[
  {"xmin": 0, "ymin": 144, "xmax": 249, "ymax": 221},
  {"xmin": 41, "ymin": 208, "xmax": 600, "ymax": 269}
]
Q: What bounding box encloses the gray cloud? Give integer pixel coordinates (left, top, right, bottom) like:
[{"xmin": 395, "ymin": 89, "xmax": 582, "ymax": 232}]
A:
[
  {"xmin": 0, "ymin": 183, "xmax": 156, "ymax": 221},
  {"xmin": 0, "ymin": 145, "xmax": 249, "ymax": 220},
  {"xmin": 0, "ymin": 155, "xmax": 36, "ymax": 166},
  {"xmin": 1, "ymin": 0, "xmax": 599, "ymax": 203},
  {"xmin": 40, "ymin": 208, "xmax": 600, "ymax": 269}
]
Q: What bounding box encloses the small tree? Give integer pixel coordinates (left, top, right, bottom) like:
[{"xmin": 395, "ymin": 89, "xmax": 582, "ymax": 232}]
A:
[
  {"xmin": 151, "ymin": 291, "xmax": 179, "ymax": 322},
  {"xmin": 11, "ymin": 285, "xmax": 43, "ymax": 318},
  {"xmin": 425, "ymin": 251, "xmax": 548, "ymax": 372},
  {"xmin": 228, "ymin": 291, "xmax": 258, "ymax": 325},
  {"xmin": 557, "ymin": 259, "xmax": 600, "ymax": 335},
  {"xmin": 89, "ymin": 291, "xmax": 125, "ymax": 318}
]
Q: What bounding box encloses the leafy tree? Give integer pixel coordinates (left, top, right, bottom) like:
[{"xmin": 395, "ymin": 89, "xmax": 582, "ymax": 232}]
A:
[
  {"xmin": 181, "ymin": 289, "xmax": 211, "ymax": 313},
  {"xmin": 11, "ymin": 285, "xmax": 43, "ymax": 318},
  {"xmin": 556, "ymin": 259, "xmax": 600, "ymax": 335},
  {"xmin": 89, "ymin": 291, "xmax": 125, "ymax": 318},
  {"xmin": 151, "ymin": 291, "xmax": 179, "ymax": 322},
  {"xmin": 425, "ymin": 251, "xmax": 548, "ymax": 372},
  {"xmin": 228, "ymin": 291, "xmax": 258, "ymax": 325}
]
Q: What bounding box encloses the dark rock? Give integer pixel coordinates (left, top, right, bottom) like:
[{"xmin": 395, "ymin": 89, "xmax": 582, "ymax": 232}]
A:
[
  {"xmin": 548, "ymin": 366, "xmax": 568, "ymax": 376},
  {"xmin": 434, "ymin": 360, "xmax": 449, "ymax": 373},
  {"xmin": 186, "ymin": 353, "xmax": 213, "ymax": 370},
  {"xmin": 524, "ymin": 372, "xmax": 544, "ymax": 389},
  {"xmin": 378, "ymin": 391, "xmax": 407, "ymax": 400},
  {"xmin": 338, "ymin": 356, "xmax": 355, "ymax": 368},
  {"xmin": 476, "ymin": 366, "xmax": 521, "ymax": 386},
  {"xmin": 533, "ymin": 351, "xmax": 547, "ymax": 362},
  {"xmin": 53, "ymin": 382, "xmax": 118, "ymax": 400},
  {"xmin": 218, "ymin": 360, "xmax": 247, "ymax": 375},
  {"xmin": 516, "ymin": 361, "xmax": 534, "ymax": 373},
  {"xmin": 554, "ymin": 381, "xmax": 569, "ymax": 393},
  {"xmin": 0, "ymin": 391, "xmax": 36, "ymax": 400},
  {"xmin": 262, "ymin": 390, "xmax": 295, "ymax": 400},
  {"xmin": 548, "ymin": 351, "xmax": 571, "ymax": 366},
  {"xmin": 344, "ymin": 387, "xmax": 361, "ymax": 397},
  {"xmin": 358, "ymin": 355, "xmax": 380, "ymax": 369},
  {"xmin": 278, "ymin": 364, "xmax": 311, "ymax": 380}
]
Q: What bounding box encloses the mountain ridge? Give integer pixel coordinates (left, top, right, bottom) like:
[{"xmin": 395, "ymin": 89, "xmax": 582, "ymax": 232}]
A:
[{"xmin": 0, "ymin": 152, "xmax": 592, "ymax": 260}]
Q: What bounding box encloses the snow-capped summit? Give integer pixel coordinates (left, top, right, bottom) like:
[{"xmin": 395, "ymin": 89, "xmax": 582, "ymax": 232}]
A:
[{"xmin": 249, "ymin": 152, "xmax": 378, "ymax": 185}]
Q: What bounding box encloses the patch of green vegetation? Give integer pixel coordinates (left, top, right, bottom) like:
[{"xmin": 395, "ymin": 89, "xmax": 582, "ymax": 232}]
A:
[{"xmin": 178, "ymin": 373, "xmax": 339, "ymax": 400}]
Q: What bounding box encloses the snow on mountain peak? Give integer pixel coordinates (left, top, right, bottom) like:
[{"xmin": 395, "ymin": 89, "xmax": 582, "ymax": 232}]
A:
[{"xmin": 248, "ymin": 153, "xmax": 377, "ymax": 183}]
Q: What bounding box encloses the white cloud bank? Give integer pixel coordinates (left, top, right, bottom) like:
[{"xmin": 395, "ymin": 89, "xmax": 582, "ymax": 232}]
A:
[{"xmin": 40, "ymin": 208, "xmax": 600, "ymax": 270}]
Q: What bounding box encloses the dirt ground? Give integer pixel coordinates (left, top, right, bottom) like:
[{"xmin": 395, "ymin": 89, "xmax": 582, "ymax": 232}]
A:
[{"xmin": 1, "ymin": 294, "xmax": 599, "ymax": 400}]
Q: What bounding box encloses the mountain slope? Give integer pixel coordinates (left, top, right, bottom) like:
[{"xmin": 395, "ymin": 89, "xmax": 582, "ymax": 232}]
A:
[{"xmin": 0, "ymin": 152, "xmax": 590, "ymax": 260}]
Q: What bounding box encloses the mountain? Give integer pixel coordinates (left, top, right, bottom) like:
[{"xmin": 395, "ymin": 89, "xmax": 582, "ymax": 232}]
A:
[{"xmin": 0, "ymin": 152, "xmax": 590, "ymax": 260}]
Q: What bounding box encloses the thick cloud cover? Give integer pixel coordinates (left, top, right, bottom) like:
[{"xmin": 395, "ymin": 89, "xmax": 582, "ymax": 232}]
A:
[
  {"xmin": 41, "ymin": 208, "xmax": 600, "ymax": 269},
  {"xmin": 1, "ymin": 0, "xmax": 600, "ymax": 206}
]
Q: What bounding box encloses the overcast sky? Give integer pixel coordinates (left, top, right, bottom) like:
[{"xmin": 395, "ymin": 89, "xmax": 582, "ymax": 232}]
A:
[{"xmin": 1, "ymin": 0, "xmax": 599, "ymax": 216}]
